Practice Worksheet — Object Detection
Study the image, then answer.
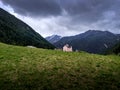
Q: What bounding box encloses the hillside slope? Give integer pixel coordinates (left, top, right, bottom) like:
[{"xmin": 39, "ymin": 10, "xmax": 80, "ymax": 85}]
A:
[
  {"xmin": 108, "ymin": 42, "xmax": 120, "ymax": 54},
  {"xmin": 54, "ymin": 30, "xmax": 120, "ymax": 54},
  {"xmin": 0, "ymin": 8, "xmax": 54, "ymax": 49},
  {"xmin": 0, "ymin": 43, "xmax": 120, "ymax": 90}
]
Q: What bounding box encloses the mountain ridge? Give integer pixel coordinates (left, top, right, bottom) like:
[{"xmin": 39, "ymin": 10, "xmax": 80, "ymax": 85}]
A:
[
  {"xmin": 53, "ymin": 30, "xmax": 120, "ymax": 54},
  {"xmin": 45, "ymin": 35, "xmax": 62, "ymax": 44}
]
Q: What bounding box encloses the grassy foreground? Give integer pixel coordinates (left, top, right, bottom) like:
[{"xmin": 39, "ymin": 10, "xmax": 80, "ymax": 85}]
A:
[{"xmin": 0, "ymin": 43, "xmax": 120, "ymax": 90}]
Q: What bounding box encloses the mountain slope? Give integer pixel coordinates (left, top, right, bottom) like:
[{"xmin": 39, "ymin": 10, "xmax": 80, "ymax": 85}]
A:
[
  {"xmin": 108, "ymin": 41, "xmax": 120, "ymax": 54},
  {"xmin": 45, "ymin": 35, "xmax": 62, "ymax": 44},
  {"xmin": 0, "ymin": 8, "xmax": 54, "ymax": 49},
  {"xmin": 54, "ymin": 30, "xmax": 120, "ymax": 54}
]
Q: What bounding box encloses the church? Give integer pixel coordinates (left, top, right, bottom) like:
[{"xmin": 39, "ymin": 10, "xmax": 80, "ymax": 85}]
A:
[{"xmin": 63, "ymin": 44, "xmax": 73, "ymax": 52}]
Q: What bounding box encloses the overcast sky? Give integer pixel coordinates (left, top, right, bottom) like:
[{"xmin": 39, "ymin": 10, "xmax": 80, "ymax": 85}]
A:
[{"xmin": 0, "ymin": 0, "xmax": 120, "ymax": 37}]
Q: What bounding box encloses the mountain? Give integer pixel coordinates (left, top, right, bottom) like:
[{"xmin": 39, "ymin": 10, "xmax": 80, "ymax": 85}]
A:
[
  {"xmin": 0, "ymin": 8, "xmax": 55, "ymax": 49},
  {"xmin": 45, "ymin": 35, "xmax": 62, "ymax": 44},
  {"xmin": 54, "ymin": 30, "xmax": 120, "ymax": 54},
  {"xmin": 108, "ymin": 41, "xmax": 120, "ymax": 54}
]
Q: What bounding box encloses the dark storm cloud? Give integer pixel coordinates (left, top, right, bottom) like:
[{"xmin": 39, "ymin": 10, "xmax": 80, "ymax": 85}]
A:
[
  {"xmin": 1, "ymin": 0, "xmax": 62, "ymax": 16},
  {"xmin": 1, "ymin": 0, "xmax": 120, "ymax": 34},
  {"xmin": 59, "ymin": 0, "xmax": 120, "ymax": 33},
  {"xmin": 1, "ymin": 0, "xmax": 120, "ymax": 19},
  {"xmin": 60, "ymin": 0, "xmax": 120, "ymax": 23}
]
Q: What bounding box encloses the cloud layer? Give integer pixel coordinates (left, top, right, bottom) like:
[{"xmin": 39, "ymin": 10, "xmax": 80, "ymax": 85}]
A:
[
  {"xmin": 1, "ymin": 0, "xmax": 62, "ymax": 17},
  {"xmin": 1, "ymin": 0, "xmax": 120, "ymax": 36}
]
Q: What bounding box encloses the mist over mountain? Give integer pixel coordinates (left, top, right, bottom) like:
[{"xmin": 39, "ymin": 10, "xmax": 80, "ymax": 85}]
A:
[
  {"xmin": 0, "ymin": 8, "xmax": 55, "ymax": 49},
  {"xmin": 54, "ymin": 30, "xmax": 120, "ymax": 54}
]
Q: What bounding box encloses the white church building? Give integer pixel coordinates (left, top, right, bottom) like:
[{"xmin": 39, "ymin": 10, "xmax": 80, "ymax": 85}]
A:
[{"xmin": 63, "ymin": 44, "xmax": 73, "ymax": 52}]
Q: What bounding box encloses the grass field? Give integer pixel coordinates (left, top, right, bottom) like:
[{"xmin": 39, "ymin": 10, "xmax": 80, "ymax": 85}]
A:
[{"xmin": 0, "ymin": 43, "xmax": 120, "ymax": 90}]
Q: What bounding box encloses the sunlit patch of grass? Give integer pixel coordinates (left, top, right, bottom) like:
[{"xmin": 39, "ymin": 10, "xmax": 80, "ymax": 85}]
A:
[{"xmin": 0, "ymin": 43, "xmax": 120, "ymax": 90}]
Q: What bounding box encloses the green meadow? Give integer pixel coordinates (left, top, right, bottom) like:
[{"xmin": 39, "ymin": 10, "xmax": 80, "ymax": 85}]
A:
[{"xmin": 0, "ymin": 43, "xmax": 120, "ymax": 90}]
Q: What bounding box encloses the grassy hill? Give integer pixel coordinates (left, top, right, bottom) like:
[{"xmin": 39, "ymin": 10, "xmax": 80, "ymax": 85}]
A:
[{"xmin": 0, "ymin": 43, "xmax": 120, "ymax": 90}]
